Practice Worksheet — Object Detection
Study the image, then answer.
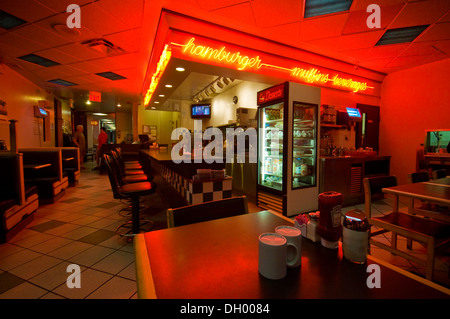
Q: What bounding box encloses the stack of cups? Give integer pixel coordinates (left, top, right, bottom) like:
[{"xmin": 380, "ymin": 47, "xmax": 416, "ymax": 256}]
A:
[{"xmin": 258, "ymin": 226, "xmax": 302, "ymax": 280}]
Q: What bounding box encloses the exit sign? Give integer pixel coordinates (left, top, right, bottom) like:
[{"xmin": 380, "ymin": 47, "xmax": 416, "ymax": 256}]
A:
[{"xmin": 89, "ymin": 91, "xmax": 101, "ymax": 102}]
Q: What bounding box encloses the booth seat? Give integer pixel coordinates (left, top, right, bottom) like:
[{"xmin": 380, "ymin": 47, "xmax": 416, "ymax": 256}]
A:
[
  {"xmin": 0, "ymin": 152, "xmax": 39, "ymax": 243},
  {"xmin": 58, "ymin": 147, "xmax": 80, "ymax": 186},
  {"xmin": 19, "ymin": 148, "xmax": 69, "ymax": 204}
]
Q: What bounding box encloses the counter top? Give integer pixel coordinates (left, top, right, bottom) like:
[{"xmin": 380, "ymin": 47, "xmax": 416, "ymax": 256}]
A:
[
  {"xmin": 425, "ymin": 153, "xmax": 450, "ymax": 158},
  {"xmin": 140, "ymin": 148, "xmax": 173, "ymax": 162},
  {"xmin": 320, "ymin": 155, "xmax": 391, "ymax": 161},
  {"xmin": 140, "ymin": 148, "xmax": 227, "ymax": 163}
]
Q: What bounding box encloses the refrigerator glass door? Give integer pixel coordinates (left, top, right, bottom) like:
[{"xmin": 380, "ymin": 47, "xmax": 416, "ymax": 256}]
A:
[
  {"xmin": 258, "ymin": 102, "xmax": 284, "ymax": 191},
  {"xmin": 292, "ymin": 102, "xmax": 317, "ymax": 189}
]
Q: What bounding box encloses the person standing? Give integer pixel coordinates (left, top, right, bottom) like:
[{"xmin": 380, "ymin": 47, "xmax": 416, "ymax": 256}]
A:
[
  {"xmin": 94, "ymin": 127, "xmax": 108, "ymax": 170},
  {"xmin": 73, "ymin": 125, "xmax": 86, "ymax": 169}
]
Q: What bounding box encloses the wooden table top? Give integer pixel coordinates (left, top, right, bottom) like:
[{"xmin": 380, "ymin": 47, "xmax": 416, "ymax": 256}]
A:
[
  {"xmin": 135, "ymin": 210, "xmax": 449, "ymax": 299},
  {"xmin": 23, "ymin": 163, "xmax": 51, "ymax": 170},
  {"xmin": 424, "ymin": 177, "xmax": 450, "ymax": 187},
  {"xmin": 382, "ymin": 181, "xmax": 450, "ymax": 206}
]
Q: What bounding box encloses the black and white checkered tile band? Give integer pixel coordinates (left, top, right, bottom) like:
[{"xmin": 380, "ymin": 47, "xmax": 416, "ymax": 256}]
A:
[{"xmin": 160, "ymin": 166, "xmax": 232, "ymax": 205}]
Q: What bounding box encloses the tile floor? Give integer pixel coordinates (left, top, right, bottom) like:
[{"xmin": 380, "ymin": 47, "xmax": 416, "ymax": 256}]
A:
[{"xmin": 0, "ymin": 161, "xmax": 448, "ymax": 299}]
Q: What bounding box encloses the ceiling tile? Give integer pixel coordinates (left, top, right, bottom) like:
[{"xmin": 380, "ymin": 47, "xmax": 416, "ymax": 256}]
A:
[
  {"xmin": 0, "ymin": 32, "xmax": 48, "ymax": 53},
  {"xmin": 33, "ymin": 13, "xmax": 101, "ymax": 44},
  {"xmin": 384, "ymin": 54, "xmax": 432, "ymax": 68},
  {"xmin": 438, "ymin": 10, "xmax": 450, "ymax": 23},
  {"xmin": 251, "ymin": 0, "xmax": 303, "ymax": 28},
  {"xmin": 103, "ymin": 29, "xmax": 141, "ymax": 53},
  {"xmin": 335, "ymin": 30, "xmax": 385, "ymax": 51},
  {"xmin": 95, "ymin": 0, "xmax": 144, "ymax": 29},
  {"xmin": 300, "ymin": 13, "xmax": 349, "ymax": 41},
  {"xmin": 196, "ymin": 0, "xmax": 249, "ymax": 11},
  {"xmin": 0, "ymin": 0, "xmax": 56, "ymax": 23},
  {"xmin": 364, "ymin": 43, "xmax": 410, "ymax": 60},
  {"xmin": 307, "ymin": 36, "xmax": 340, "ymax": 52},
  {"xmin": 33, "ymin": 48, "xmax": 82, "ymax": 65},
  {"xmin": 13, "ymin": 24, "xmax": 73, "ymax": 48},
  {"xmin": 33, "ymin": 67, "xmax": 74, "ymax": 81},
  {"xmin": 349, "ymin": 0, "xmax": 405, "ymax": 11},
  {"xmin": 416, "ymin": 22, "xmax": 450, "ymax": 42},
  {"xmin": 57, "ymin": 43, "xmax": 107, "ymax": 61},
  {"xmin": 35, "ymin": 0, "xmax": 95, "ymax": 13},
  {"xmin": 389, "ymin": 0, "xmax": 450, "ymax": 29},
  {"xmin": 399, "ymin": 41, "xmax": 441, "ymax": 56},
  {"xmin": 342, "ymin": 4, "xmax": 404, "ymax": 35},
  {"xmin": 89, "ymin": 53, "xmax": 139, "ymax": 70},
  {"xmin": 339, "ymin": 48, "xmax": 372, "ymax": 61},
  {"xmin": 67, "ymin": 61, "xmax": 107, "ymax": 74},
  {"xmin": 209, "ymin": 3, "xmax": 256, "ymax": 28},
  {"xmin": 0, "ymin": 42, "xmax": 28, "ymax": 59},
  {"xmin": 64, "ymin": 74, "xmax": 105, "ymax": 85},
  {"xmin": 264, "ymin": 22, "xmax": 302, "ymax": 45},
  {"xmin": 432, "ymin": 39, "xmax": 450, "ymax": 54},
  {"xmin": 78, "ymin": 2, "xmax": 130, "ymax": 37}
]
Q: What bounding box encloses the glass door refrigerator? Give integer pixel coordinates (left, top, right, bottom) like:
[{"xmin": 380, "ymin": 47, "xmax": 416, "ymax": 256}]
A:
[{"xmin": 257, "ymin": 82, "xmax": 321, "ymax": 216}]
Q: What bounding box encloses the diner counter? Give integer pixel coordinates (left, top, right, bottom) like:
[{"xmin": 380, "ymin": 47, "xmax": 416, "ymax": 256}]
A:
[
  {"xmin": 140, "ymin": 148, "xmax": 227, "ymax": 180},
  {"xmin": 320, "ymin": 155, "xmax": 391, "ymax": 206},
  {"xmin": 139, "ymin": 148, "xmax": 232, "ymax": 205}
]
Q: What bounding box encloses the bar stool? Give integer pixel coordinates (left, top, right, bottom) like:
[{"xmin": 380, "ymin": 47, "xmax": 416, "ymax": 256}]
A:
[
  {"xmin": 110, "ymin": 149, "xmax": 145, "ymax": 176},
  {"xmin": 105, "ymin": 151, "xmax": 148, "ymax": 216},
  {"xmin": 116, "ymin": 147, "xmax": 140, "ymax": 165},
  {"xmin": 104, "ymin": 154, "xmax": 155, "ymax": 240}
]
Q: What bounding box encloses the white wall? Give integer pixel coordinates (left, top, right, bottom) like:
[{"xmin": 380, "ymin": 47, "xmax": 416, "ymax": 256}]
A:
[
  {"xmin": 0, "ymin": 64, "xmax": 55, "ymax": 150},
  {"xmin": 204, "ymin": 81, "xmax": 272, "ymax": 128}
]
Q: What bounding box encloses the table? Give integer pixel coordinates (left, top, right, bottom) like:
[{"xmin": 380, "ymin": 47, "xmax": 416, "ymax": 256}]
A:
[
  {"xmin": 382, "ymin": 180, "xmax": 450, "ymax": 223},
  {"xmin": 424, "ymin": 177, "xmax": 450, "ymax": 187},
  {"xmin": 134, "ymin": 210, "xmax": 450, "ymax": 299},
  {"xmin": 23, "ymin": 163, "xmax": 51, "ymax": 183}
]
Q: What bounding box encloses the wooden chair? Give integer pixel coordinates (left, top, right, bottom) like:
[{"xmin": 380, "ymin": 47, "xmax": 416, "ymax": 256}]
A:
[
  {"xmin": 408, "ymin": 170, "xmax": 449, "ymax": 223},
  {"xmin": 432, "ymin": 169, "xmax": 446, "ymax": 180},
  {"xmin": 167, "ymin": 196, "xmax": 249, "ymax": 228},
  {"xmin": 408, "ymin": 171, "xmax": 430, "ymax": 183},
  {"xmin": 363, "ymin": 176, "xmax": 450, "ymax": 281}
]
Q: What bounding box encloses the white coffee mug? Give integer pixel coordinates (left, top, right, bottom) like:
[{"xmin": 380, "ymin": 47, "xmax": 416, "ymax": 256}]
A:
[
  {"xmin": 258, "ymin": 233, "xmax": 288, "ymax": 280},
  {"xmin": 275, "ymin": 225, "xmax": 302, "ymax": 268}
]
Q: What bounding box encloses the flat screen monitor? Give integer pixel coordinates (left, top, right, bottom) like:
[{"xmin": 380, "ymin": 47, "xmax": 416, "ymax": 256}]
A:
[
  {"xmin": 191, "ymin": 104, "xmax": 211, "ymax": 119},
  {"xmin": 346, "ymin": 107, "xmax": 361, "ymax": 118},
  {"xmin": 34, "ymin": 105, "xmax": 48, "ymax": 118}
]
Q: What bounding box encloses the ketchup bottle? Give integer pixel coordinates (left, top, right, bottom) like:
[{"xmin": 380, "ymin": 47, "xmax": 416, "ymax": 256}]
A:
[{"xmin": 317, "ymin": 191, "xmax": 343, "ymax": 249}]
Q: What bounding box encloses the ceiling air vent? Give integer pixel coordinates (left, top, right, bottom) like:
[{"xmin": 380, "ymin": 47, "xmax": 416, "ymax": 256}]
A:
[{"xmin": 81, "ymin": 38, "xmax": 125, "ymax": 56}]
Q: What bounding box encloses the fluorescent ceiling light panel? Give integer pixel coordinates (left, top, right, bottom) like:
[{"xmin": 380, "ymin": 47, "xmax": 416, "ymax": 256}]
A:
[
  {"xmin": 95, "ymin": 71, "xmax": 127, "ymax": 80},
  {"xmin": 0, "ymin": 10, "xmax": 27, "ymax": 30},
  {"xmin": 18, "ymin": 54, "xmax": 60, "ymax": 67},
  {"xmin": 47, "ymin": 79, "xmax": 77, "ymax": 86},
  {"xmin": 304, "ymin": 0, "xmax": 353, "ymax": 18},
  {"xmin": 375, "ymin": 25, "xmax": 429, "ymax": 46}
]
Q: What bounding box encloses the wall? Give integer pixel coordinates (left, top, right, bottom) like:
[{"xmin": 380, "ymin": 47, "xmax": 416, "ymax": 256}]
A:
[
  {"xmin": 379, "ymin": 58, "xmax": 450, "ymax": 185},
  {"xmin": 0, "ymin": 64, "xmax": 54, "ymax": 149},
  {"xmin": 116, "ymin": 110, "xmax": 132, "ymax": 143},
  {"xmin": 204, "ymin": 81, "xmax": 272, "ymax": 128},
  {"xmin": 138, "ymin": 106, "xmax": 180, "ymax": 145}
]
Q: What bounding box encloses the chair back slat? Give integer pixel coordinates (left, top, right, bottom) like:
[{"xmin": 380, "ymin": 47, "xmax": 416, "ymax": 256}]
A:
[
  {"xmin": 408, "ymin": 171, "xmax": 430, "ymax": 183},
  {"xmin": 363, "ymin": 176, "xmax": 397, "ymax": 219},
  {"xmin": 168, "ymin": 196, "xmax": 248, "ymax": 228},
  {"xmin": 432, "ymin": 169, "xmax": 446, "ymax": 180}
]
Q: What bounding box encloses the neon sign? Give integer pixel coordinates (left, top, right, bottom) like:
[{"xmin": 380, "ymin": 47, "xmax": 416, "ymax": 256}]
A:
[
  {"xmin": 144, "ymin": 44, "xmax": 171, "ymax": 106},
  {"xmin": 171, "ymin": 37, "xmax": 373, "ymax": 93},
  {"xmin": 182, "ymin": 37, "xmax": 263, "ymax": 71}
]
